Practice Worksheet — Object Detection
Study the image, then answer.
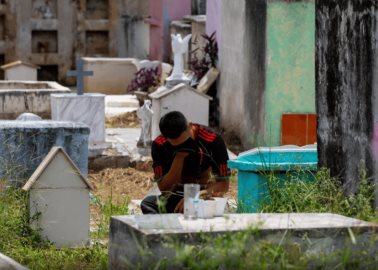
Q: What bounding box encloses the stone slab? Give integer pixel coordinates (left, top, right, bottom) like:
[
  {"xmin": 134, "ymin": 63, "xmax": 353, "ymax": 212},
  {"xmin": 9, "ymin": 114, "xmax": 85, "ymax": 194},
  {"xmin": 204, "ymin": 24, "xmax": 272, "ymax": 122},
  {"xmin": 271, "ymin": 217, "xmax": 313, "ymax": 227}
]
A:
[
  {"xmin": 0, "ymin": 252, "xmax": 28, "ymax": 270},
  {"xmin": 51, "ymin": 93, "xmax": 105, "ymax": 144},
  {"xmin": 109, "ymin": 213, "xmax": 378, "ymax": 269},
  {"xmin": 0, "ymin": 120, "xmax": 89, "ymax": 186}
]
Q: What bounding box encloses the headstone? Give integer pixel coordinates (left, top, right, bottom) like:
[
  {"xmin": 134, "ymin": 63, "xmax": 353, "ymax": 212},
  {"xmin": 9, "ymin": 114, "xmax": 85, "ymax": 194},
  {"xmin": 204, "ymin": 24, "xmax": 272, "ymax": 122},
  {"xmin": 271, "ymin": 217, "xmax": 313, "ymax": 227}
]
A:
[
  {"xmin": 316, "ymin": 0, "xmax": 378, "ymax": 195},
  {"xmin": 22, "ymin": 147, "xmax": 92, "ymax": 247},
  {"xmin": 1, "ymin": 61, "xmax": 40, "ymax": 81},
  {"xmin": 149, "ymin": 83, "xmax": 212, "ymax": 140},
  {"xmin": 197, "ymin": 67, "xmax": 220, "ymax": 94},
  {"xmin": 51, "ymin": 93, "xmax": 105, "ymax": 145},
  {"xmin": 166, "ymin": 34, "xmax": 192, "ymax": 88},
  {"xmin": 0, "ymin": 120, "xmax": 89, "ymax": 186},
  {"xmin": 136, "ymin": 100, "xmax": 153, "ymax": 147},
  {"xmin": 109, "ymin": 213, "xmax": 378, "ymax": 268}
]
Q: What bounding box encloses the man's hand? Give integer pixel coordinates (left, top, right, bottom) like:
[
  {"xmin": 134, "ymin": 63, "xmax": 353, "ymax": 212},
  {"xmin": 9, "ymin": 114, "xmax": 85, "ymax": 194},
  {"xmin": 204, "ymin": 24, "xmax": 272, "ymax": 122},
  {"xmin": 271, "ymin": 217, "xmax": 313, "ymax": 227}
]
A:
[{"xmin": 174, "ymin": 198, "xmax": 184, "ymax": 213}]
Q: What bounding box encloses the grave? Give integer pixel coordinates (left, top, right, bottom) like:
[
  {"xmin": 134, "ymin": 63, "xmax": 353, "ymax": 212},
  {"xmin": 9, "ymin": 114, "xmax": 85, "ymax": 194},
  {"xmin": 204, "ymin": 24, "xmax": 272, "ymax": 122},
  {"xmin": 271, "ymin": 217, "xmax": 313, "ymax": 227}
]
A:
[
  {"xmin": 23, "ymin": 147, "xmax": 92, "ymax": 247},
  {"xmin": 149, "ymin": 83, "xmax": 212, "ymax": 140},
  {"xmin": 109, "ymin": 213, "xmax": 378, "ymax": 269},
  {"xmin": 1, "ymin": 60, "xmax": 40, "ymax": 81},
  {"xmin": 0, "ymin": 81, "xmax": 70, "ymax": 119},
  {"xmin": 0, "ymin": 120, "xmax": 89, "ymax": 186},
  {"xmin": 51, "ymin": 58, "xmax": 106, "ymax": 145},
  {"xmin": 82, "ymin": 57, "xmax": 139, "ymax": 95}
]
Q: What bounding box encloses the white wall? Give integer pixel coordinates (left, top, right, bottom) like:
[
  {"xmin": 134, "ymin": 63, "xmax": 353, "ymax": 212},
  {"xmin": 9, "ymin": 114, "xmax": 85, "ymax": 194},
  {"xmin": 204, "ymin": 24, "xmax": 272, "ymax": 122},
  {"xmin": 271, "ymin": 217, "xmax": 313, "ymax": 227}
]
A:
[{"xmin": 5, "ymin": 66, "xmax": 37, "ymax": 81}]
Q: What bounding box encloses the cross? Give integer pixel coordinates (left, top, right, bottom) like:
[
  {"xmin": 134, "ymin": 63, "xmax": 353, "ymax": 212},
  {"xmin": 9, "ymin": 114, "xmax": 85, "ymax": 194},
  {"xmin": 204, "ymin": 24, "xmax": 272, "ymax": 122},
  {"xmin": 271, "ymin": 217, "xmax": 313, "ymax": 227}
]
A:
[{"xmin": 67, "ymin": 58, "xmax": 94, "ymax": 95}]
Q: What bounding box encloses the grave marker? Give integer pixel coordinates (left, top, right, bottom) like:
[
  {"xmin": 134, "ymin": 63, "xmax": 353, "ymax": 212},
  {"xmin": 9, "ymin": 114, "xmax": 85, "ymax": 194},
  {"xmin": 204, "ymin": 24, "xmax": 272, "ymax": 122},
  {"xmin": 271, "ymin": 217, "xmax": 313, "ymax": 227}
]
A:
[{"xmin": 67, "ymin": 58, "xmax": 94, "ymax": 95}]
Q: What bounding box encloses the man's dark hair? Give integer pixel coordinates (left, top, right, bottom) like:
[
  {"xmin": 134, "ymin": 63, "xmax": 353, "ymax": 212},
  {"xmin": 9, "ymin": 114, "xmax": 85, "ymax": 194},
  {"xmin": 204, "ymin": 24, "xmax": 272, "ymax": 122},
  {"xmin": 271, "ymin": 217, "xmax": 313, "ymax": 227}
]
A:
[{"xmin": 159, "ymin": 111, "xmax": 188, "ymax": 139}]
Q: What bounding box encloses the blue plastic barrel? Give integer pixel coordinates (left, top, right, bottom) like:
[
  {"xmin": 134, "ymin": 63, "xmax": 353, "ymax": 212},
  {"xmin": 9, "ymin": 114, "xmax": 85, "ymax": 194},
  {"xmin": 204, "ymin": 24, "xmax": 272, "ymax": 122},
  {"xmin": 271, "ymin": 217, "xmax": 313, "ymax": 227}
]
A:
[{"xmin": 228, "ymin": 145, "xmax": 318, "ymax": 212}]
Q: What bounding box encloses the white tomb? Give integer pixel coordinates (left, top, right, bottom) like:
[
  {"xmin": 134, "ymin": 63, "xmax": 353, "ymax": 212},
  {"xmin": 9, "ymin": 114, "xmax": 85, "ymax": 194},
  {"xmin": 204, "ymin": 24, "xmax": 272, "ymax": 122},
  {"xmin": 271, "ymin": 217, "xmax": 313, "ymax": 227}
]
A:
[
  {"xmin": 51, "ymin": 93, "xmax": 105, "ymax": 144},
  {"xmin": 22, "ymin": 147, "xmax": 92, "ymax": 248},
  {"xmin": 1, "ymin": 61, "xmax": 40, "ymax": 81},
  {"xmin": 149, "ymin": 83, "xmax": 212, "ymax": 140}
]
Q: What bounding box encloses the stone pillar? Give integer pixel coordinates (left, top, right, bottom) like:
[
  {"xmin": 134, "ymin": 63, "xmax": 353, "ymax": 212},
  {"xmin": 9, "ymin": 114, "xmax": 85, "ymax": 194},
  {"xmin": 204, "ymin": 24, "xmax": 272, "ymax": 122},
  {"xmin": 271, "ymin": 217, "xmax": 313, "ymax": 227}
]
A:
[{"xmin": 316, "ymin": 0, "xmax": 378, "ymax": 195}]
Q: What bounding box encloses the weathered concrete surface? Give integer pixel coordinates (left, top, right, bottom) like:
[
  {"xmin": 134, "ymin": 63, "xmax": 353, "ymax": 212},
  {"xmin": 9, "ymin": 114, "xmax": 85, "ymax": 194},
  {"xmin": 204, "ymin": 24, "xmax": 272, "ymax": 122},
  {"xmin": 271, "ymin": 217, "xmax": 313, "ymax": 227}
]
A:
[
  {"xmin": 316, "ymin": 0, "xmax": 377, "ymax": 194},
  {"xmin": 0, "ymin": 81, "xmax": 70, "ymax": 119},
  {"xmin": 0, "ymin": 252, "xmax": 28, "ymax": 270},
  {"xmin": 109, "ymin": 213, "xmax": 378, "ymax": 269},
  {"xmin": 220, "ymin": 0, "xmax": 266, "ymax": 148},
  {"xmin": 0, "ymin": 121, "xmax": 89, "ymax": 186}
]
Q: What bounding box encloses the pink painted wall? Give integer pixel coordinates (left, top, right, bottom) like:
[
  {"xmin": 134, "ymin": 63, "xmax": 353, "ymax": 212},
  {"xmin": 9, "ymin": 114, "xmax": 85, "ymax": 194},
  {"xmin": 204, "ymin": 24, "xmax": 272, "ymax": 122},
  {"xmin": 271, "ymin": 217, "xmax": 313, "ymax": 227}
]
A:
[
  {"xmin": 148, "ymin": 0, "xmax": 191, "ymax": 61},
  {"xmin": 206, "ymin": 0, "xmax": 221, "ymax": 45}
]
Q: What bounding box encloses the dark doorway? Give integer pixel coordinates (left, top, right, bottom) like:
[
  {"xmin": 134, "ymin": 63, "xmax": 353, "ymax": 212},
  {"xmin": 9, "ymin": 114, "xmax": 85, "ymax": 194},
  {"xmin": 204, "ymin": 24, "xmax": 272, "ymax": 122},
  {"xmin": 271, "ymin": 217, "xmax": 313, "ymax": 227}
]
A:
[{"xmin": 38, "ymin": 65, "xmax": 58, "ymax": 81}]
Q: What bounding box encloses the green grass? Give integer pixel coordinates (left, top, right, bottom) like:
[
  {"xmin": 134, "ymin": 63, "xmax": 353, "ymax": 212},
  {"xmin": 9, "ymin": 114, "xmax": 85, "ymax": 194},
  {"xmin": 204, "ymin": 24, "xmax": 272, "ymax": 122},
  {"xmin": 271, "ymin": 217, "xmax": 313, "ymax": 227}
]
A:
[
  {"xmin": 0, "ymin": 186, "xmax": 108, "ymax": 270},
  {"xmin": 1, "ymin": 167, "xmax": 378, "ymax": 269}
]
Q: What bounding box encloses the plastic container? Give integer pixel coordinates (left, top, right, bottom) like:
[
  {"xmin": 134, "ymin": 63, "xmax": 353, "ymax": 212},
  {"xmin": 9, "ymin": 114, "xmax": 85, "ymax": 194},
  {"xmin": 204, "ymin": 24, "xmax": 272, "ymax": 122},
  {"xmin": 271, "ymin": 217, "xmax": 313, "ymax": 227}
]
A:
[
  {"xmin": 228, "ymin": 145, "xmax": 318, "ymax": 212},
  {"xmin": 197, "ymin": 199, "xmax": 217, "ymax": 219},
  {"xmin": 213, "ymin": 197, "xmax": 228, "ymax": 216}
]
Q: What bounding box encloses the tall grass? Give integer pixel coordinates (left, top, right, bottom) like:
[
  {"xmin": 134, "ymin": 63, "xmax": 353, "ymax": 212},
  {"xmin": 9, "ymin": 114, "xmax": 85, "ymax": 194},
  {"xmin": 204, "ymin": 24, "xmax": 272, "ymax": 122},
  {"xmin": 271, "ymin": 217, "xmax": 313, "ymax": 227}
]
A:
[
  {"xmin": 0, "ymin": 184, "xmax": 107, "ymax": 270},
  {"xmin": 260, "ymin": 168, "xmax": 378, "ymax": 222}
]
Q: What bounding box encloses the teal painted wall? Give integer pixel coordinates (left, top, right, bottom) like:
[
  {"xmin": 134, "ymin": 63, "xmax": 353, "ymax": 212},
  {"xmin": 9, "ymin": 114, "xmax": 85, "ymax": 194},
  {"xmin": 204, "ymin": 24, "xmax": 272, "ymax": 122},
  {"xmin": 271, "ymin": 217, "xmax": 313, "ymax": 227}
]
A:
[{"xmin": 265, "ymin": 1, "xmax": 315, "ymax": 146}]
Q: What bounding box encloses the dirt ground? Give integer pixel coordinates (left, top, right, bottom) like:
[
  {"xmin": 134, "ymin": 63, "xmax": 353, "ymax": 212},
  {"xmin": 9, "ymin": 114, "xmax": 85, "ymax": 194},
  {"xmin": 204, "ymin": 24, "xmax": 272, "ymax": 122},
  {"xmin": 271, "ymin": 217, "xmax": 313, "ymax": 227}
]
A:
[{"xmin": 88, "ymin": 166, "xmax": 238, "ymax": 205}]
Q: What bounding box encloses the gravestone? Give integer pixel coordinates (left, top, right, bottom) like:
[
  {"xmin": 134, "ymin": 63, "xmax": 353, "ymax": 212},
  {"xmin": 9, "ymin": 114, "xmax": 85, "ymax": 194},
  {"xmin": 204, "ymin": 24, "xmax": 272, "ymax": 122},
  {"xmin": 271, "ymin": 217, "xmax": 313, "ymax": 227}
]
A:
[
  {"xmin": 109, "ymin": 213, "xmax": 378, "ymax": 269},
  {"xmin": 51, "ymin": 58, "xmax": 105, "ymax": 145},
  {"xmin": 23, "ymin": 147, "xmax": 91, "ymax": 247},
  {"xmin": 0, "ymin": 120, "xmax": 89, "ymax": 186},
  {"xmin": 316, "ymin": 0, "xmax": 378, "ymax": 195},
  {"xmin": 149, "ymin": 83, "xmax": 212, "ymax": 140}
]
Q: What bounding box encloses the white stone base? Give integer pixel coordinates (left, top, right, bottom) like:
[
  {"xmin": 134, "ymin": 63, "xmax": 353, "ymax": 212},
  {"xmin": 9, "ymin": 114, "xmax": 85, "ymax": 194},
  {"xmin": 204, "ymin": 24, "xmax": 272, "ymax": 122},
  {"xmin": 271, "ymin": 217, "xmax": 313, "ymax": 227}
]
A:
[{"xmin": 51, "ymin": 93, "xmax": 105, "ymax": 144}]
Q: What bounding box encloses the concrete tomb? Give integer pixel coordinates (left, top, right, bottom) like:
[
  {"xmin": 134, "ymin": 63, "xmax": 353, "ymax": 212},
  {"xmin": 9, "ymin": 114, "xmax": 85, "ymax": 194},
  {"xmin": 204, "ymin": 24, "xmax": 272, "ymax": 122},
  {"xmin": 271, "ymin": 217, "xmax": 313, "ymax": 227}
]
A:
[
  {"xmin": 82, "ymin": 57, "xmax": 139, "ymax": 95},
  {"xmin": 109, "ymin": 213, "xmax": 378, "ymax": 269},
  {"xmin": 23, "ymin": 147, "xmax": 92, "ymax": 248},
  {"xmin": 149, "ymin": 83, "xmax": 212, "ymax": 140},
  {"xmin": 0, "ymin": 120, "xmax": 89, "ymax": 186},
  {"xmin": 1, "ymin": 60, "xmax": 40, "ymax": 81},
  {"xmin": 0, "ymin": 81, "xmax": 70, "ymax": 119}
]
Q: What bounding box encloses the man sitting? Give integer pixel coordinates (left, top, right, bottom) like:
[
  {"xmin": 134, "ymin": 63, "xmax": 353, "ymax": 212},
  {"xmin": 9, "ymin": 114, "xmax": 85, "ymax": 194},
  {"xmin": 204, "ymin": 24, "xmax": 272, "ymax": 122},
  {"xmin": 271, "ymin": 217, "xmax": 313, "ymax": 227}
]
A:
[{"xmin": 141, "ymin": 111, "xmax": 230, "ymax": 214}]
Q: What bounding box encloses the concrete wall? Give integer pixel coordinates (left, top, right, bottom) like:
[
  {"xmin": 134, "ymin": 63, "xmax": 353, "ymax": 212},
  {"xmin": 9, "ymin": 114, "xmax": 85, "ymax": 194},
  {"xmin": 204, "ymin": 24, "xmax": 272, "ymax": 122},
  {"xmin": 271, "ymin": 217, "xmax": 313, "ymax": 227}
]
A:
[
  {"xmin": 316, "ymin": 0, "xmax": 378, "ymax": 195},
  {"xmin": 219, "ymin": 0, "xmax": 315, "ymax": 148},
  {"xmin": 265, "ymin": 1, "xmax": 315, "ymax": 145},
  {"xmin": 220, "ymin": 0, "xmax": 266, "ymax": 148},
  {"xmin": 206, "ymin": 0, "xmax": 221, "ymax": 45},
  {"xmin": 149, "ymin": 0, "xmax": 191, "ymax": 61}
]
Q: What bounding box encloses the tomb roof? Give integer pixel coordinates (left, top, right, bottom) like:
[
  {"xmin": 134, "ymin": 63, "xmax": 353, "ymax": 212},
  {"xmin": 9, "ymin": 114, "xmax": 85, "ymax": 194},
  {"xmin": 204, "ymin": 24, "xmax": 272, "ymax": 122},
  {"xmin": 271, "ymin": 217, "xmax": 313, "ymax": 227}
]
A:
[
  {"xmin": 22, "ymin": 147, "xmax": 92, "ymax": 191},
  {"xmin": 1, "ymin": 60, "xmax": 40, "ymax": 70},
  {"xmin": 149, "ymin": 83, "xmax": 212, "ymax": 100}
]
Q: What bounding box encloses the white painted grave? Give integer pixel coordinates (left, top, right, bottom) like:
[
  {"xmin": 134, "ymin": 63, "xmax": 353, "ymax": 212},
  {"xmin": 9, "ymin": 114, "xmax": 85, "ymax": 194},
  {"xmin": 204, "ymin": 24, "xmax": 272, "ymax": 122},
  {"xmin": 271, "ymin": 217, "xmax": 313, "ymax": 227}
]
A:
[
  {"xmin": 22, "ymin": 147, "xmax": 92, "ymax": 247},
  {"xmin": 1, "ymin": 61, "xmax": 40, "ymax": 81},
  {"xmin": 149, "ymin": 83, "xmax": 212, "ymax": 140}
]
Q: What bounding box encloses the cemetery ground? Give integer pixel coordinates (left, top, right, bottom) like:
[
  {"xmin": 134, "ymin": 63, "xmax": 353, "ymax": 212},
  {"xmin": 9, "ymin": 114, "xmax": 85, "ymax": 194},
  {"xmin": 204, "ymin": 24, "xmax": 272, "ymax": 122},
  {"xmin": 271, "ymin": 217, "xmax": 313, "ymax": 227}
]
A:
[{"xmin": 0, "ymin": 113, "xmax": 378, "ymax": 269}]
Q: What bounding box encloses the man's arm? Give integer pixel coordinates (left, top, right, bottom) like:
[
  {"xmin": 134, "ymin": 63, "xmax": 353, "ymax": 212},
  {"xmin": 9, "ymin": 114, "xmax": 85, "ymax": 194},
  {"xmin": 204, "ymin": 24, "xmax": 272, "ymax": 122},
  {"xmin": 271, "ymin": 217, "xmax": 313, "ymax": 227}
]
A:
[{"xmin": 157, "ymin": 152, "xmax": 188, "ymax": 192}]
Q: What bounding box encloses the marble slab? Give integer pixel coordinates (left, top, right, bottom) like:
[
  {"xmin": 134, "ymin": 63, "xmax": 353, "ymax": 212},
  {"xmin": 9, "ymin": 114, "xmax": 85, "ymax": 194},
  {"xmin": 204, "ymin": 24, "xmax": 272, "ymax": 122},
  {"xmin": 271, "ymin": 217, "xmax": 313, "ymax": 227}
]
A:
[{"xmin": 51, "ymin": 93, "xmax": 105, "ymax": 144}]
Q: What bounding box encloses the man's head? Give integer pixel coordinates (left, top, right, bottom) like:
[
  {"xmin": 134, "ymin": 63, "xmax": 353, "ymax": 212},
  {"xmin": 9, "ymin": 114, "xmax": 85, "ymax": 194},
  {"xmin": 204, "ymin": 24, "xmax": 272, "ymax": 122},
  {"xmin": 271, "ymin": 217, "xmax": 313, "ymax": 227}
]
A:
[{"xmin": 159, "ymin": 111, "xmax": 188, "ymax": 140}]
